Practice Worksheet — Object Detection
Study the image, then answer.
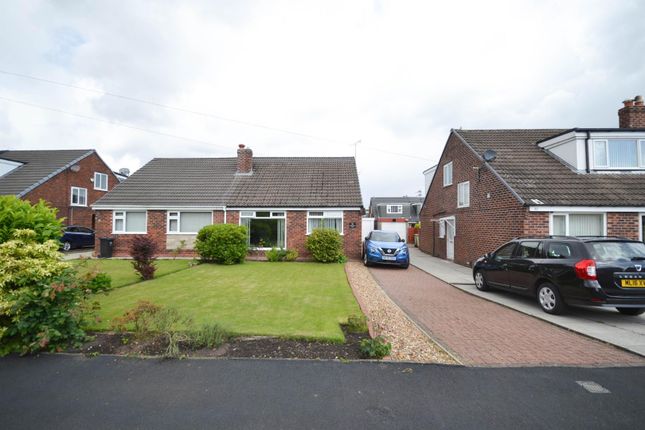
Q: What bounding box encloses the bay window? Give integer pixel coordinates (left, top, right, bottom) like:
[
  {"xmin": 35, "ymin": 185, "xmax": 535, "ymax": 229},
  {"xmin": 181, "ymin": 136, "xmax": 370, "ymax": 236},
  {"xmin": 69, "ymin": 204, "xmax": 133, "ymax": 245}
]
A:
[
  {"xmin": 113, "ymin": 211, "xmax": 147, "ymax": 233},
  {"xmin": 307, "ymin": 211, "xmax": 343, "ymax": 234},
  {"xmin": 551, "ymin": 213, "xmax": 605, "ymax": 237},
  {"xmin": 240, "ymin": 211, "xmax": 286, "ymax": 248},
  {"xmin": 167, "ymin": 211, "xmax": 212, "ymax": 233}
]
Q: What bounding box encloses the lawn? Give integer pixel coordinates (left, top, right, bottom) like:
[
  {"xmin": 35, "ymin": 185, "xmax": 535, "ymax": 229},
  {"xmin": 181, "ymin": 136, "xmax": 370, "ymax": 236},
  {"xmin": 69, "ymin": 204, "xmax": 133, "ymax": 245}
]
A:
[
  {"xmin": 90, "ymin": 262, "xmax": 362, "ymax": 343},
  {"xmin": 72, "ymin": 259, "xmax": 193, "ymax": 288}
]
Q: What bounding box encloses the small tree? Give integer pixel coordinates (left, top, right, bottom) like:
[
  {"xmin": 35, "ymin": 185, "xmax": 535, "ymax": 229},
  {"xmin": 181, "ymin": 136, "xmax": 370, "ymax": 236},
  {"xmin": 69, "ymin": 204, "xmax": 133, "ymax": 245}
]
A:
[
  {"xmin": 130, "ymin": 235, "xmax": 157, "ymax": 280},
  {"xmin": 195, "ymin": 224, "xmax": 248, "ymax": 265},
  {"xmin": 0, "ymin": 196, "xmax": 63, "ymax": 244},
  {"xmin": 0, "ymin": 230, "xmax": 86, "ymax": 355},
  {"xmin": 306, "ymin": 228, "xmax": 345, "ymax": 263}
]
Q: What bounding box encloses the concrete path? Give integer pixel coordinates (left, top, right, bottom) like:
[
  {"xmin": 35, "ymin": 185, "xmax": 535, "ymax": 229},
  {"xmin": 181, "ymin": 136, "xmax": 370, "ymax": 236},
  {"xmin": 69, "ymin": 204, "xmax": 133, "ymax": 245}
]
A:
[
  {"xmin": 370, "ymin": 266, "xmax": 644, "ymax": 366},
  {"xmin": 61, "ymin": 250, "xmax": 93, "ymax": 260},
  {"xmin": 2, "ymin": 355, "xmax": 645, "ymax": 429},
  {"xmin": 409, "ymin": 248, "xmax": 645, "ymax": 356}
]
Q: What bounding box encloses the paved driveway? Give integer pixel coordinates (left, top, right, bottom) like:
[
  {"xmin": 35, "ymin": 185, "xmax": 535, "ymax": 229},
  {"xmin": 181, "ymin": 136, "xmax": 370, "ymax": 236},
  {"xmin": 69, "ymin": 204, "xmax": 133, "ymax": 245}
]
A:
[
  {"xmin": 2, "ymin": 355, "xmax": 645, "ymax": 429},
  {"xmin": 409, "ymin": 248, "xmax": 645, "ymax": 356},
  {"xmin": 369, "ymin": 265, "xmax": 645, "ymax": 366}
]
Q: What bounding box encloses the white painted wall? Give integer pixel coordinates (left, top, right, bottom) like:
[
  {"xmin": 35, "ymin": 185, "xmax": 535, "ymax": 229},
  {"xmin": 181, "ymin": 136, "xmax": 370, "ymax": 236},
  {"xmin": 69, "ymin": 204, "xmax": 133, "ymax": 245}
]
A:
[{"xmin": 362, "ymin": 217, "xmax": 375, "ymax": 240}]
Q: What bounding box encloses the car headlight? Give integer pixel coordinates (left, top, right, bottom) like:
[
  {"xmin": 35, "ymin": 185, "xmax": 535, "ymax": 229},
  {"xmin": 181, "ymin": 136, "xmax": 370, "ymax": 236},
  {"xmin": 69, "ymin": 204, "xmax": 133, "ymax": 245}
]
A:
[
  {"xmin": 368, "ymin": 245, "xmax": 379, "ymax": 254},
  {"xmin": 398, "ymin": 247, "xmax": 408, "ymax": 255}
]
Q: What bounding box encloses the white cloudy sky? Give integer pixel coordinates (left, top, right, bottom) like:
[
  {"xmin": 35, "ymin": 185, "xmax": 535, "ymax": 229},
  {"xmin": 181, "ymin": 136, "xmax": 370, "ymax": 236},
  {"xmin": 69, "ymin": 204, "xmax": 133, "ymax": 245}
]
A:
[{"xmin": 1, "ymin": 0, "xmax": 644, "ymax": 205}]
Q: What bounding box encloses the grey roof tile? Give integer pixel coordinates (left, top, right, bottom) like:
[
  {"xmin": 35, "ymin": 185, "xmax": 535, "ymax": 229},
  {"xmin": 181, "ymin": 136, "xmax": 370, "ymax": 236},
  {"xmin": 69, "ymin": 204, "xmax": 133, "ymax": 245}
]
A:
[
  {"xmin": 0, "ymin": 149, "xmax": 94, "ymax": 196},
  {"xmin": 455, "ymin": 129, "xmax": 645, "ymax": 206}
]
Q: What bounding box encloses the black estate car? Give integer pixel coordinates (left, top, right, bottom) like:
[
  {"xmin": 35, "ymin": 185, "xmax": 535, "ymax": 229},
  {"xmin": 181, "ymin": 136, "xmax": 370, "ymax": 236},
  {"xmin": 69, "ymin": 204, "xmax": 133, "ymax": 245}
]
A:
[
  {"xmin": 472, "ymin": 236, "xmax": 645, "ymax": 315},
  {"xmin": 60, "ymin": 226, "xmax": 95, "ymax": 251}
]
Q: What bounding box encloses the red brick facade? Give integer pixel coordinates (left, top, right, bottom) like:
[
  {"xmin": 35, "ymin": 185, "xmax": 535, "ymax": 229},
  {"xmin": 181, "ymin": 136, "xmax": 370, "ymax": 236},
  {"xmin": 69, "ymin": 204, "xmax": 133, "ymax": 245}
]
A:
[
  {"xmin": 94, "ymin": 209, "xmax": 362, "ymax": 260},
  {"xmin": 419, "ymin": 132, "xmax": 645, "ymax": 267},
  {"xmin": 22, "ymin": 152, "xmax": 118, "ymax": 229},
  {"xmin": 618, "ymin": 98, "xmax": 645, "ymax": 128}
]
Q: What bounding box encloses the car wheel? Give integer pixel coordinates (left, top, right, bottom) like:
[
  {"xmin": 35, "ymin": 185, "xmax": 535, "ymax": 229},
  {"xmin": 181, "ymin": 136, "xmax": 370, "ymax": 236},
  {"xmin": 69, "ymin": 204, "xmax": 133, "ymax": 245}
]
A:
[
  {"xmin": 474, "ymin": 270, "xmax": 490, "ymax": 291},
  {"xmin": 616, "ymin": 307, "xmax": 645, "ymax": 316},
  {"xmin": 537, "ymin": 283, "xmax": 566, "ymax": 315},
  {"xmin": 62, "ymin": 241, "xmax": 72, "ymax": 252},
  {"xmin": 401, "ymin": 261, "xmax": 409, "ymax": 269},
  {"xmin": 363, "ymin": 252, "xmax": 371, "ymax": 267}
]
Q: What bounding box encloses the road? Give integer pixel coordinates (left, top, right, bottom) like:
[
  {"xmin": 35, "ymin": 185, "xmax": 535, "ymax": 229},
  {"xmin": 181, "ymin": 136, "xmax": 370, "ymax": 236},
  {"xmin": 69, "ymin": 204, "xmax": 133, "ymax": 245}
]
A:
[{"xmin": 1, "ymin": 355, "xmax": 645, "ymax": 429}]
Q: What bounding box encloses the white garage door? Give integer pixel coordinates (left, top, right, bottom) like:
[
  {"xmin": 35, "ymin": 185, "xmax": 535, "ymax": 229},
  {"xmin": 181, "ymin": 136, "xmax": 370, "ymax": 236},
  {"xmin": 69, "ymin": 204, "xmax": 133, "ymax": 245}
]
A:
[{"xmin": 378, "ymin": 222, "xmax": 407, "ymax": 241}]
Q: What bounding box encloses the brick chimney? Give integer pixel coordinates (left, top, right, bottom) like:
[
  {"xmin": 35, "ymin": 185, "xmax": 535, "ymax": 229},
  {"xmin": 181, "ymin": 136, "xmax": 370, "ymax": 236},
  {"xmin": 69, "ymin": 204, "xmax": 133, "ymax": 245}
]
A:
[
  {"xmin": 618, "ymin": 95, "xmax": 645, "ymax": 128},
  {"xmin": 236, "ymin": 144, "xmax": 253, "ymax": 175}
]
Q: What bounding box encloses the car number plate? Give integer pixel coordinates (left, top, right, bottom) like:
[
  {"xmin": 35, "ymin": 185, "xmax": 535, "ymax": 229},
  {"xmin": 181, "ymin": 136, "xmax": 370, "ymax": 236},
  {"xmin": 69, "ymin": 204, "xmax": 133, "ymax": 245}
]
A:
[
  {"xmin": 382, "ymin": 255, "xmax": 396, "ymax": 261},
  {"xmin": 621, "ymin": 279, "xmax": 645, "ymax": 288}
]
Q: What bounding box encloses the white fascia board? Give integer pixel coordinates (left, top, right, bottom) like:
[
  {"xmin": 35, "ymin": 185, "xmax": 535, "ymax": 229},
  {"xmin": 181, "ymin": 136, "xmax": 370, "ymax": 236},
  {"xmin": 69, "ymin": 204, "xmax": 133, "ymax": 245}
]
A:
[
  {"xmin": 92, "ymin": 205, "xmax": 226, "ymax": 210},
  {"xmin": 529, "ymin": 206, "xmax": 645, "ymax": 213},
  {"xmin": 226, "ymin": 207, "xmax": 362, "ymax": 211}
]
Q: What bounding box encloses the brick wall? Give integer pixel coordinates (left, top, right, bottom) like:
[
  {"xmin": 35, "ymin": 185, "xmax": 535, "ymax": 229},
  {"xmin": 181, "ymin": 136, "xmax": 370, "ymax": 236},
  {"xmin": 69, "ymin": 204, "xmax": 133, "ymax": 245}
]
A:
[
  {"xmin": 419, "ymin": 132, "xmax": 528, "ymax": 266},
  {"xmin": 94, "ymin": 208, "xmax": 362, "ymax": 259},
  {"xmin": 607, "ymin": 212, "xmax": 641, "ymax": 240},
  {"xmin": 23, "ymin": 152, "xmax": 118, "ymax": 229}
]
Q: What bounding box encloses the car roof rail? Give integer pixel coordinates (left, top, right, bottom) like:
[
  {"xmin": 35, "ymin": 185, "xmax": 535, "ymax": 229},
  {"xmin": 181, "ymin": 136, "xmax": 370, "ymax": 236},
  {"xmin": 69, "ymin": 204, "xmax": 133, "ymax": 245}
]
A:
[{"xmin": 576, "ymin": 235, "xmax": 632, "ymax": 241}]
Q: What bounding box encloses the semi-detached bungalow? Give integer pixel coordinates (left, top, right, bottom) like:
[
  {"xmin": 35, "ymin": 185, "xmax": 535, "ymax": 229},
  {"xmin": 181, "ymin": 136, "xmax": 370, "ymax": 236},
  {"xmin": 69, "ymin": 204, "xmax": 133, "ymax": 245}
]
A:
[
  {"xmin": 420, "ymin": 95, "xmax": 645, "ymax": 266},
  {"xmin": 92, "ymin": 145, "xmax": 364, "ymax": 259}
]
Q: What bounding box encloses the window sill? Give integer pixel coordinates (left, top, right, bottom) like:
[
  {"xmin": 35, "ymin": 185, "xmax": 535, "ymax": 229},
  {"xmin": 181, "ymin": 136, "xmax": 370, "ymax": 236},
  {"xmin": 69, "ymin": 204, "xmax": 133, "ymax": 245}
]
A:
[
  {"xmin": 112, "ymin": 231, "xmax": 148, "ymax": 235},
  {"xmin": 94, "ymin": 187, "xmax": 108, "ymax": 191},
  {"xmin": 71, "ymin": 204, "xmax": 88, "ymax": 207},
  {"xmin": 167, "ymin": 232, "xmax": 199, "ymax": 235}
]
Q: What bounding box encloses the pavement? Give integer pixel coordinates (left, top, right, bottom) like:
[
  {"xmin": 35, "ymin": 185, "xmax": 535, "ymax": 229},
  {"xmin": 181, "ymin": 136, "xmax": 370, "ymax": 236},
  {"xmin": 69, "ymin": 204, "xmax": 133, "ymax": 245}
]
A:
[
  {"xmin": 409, "ymin": 247, "xmax": 645, "ymax": 357},
  {"xmin": 2, "ymin": 354, "xmax": 645, "ymax": 429},
  {"xmin": 369, "ymin": 265, "xmax": 644, "ymax": 366},
  {"xmin": 61, "ymin": 249, "xmax": 93, "ymax": 260}
]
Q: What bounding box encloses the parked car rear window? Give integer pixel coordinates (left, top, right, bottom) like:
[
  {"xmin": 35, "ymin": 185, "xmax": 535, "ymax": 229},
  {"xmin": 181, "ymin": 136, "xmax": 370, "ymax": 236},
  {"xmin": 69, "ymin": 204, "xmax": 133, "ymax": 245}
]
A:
[
  {"xmin": 516, "ymin": 241, "xmax": 541, "ymax": 258},
  {"xmin": 546, "ymin": 242, "xmax": 573, "ymax": 259},
  {"xmin": 587, "ymin": 241, "xmax": 645, "ymax": 261},
  {"xmin": 370, "ymin": 232, "xmax": 400, "ymax": 242}
]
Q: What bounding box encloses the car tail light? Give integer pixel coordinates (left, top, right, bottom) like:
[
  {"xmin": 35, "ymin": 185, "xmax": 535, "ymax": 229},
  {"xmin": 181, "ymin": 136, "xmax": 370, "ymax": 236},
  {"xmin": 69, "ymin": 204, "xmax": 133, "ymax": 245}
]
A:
[{"xmin": 574, "ymin": 259, "xmax": 597, "ymax": 280}]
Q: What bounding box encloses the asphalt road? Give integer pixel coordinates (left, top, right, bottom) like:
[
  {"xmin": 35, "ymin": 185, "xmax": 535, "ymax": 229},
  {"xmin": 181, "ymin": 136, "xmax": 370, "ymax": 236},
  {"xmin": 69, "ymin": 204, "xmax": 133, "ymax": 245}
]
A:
[{"xmin": 1, "ymin": 355, "xmax": 644, "ymax": 429}]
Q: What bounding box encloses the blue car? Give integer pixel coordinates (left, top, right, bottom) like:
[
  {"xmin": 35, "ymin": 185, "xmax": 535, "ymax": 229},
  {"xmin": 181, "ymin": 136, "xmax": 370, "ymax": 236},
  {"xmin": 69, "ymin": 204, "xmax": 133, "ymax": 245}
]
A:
[
  {"xmin": 362, "ymin": 230, "xmax": 410, "ymax": 268},
  {"xmin": 60, "ymin": 225, "xmax": 95, "ymax": 252}
]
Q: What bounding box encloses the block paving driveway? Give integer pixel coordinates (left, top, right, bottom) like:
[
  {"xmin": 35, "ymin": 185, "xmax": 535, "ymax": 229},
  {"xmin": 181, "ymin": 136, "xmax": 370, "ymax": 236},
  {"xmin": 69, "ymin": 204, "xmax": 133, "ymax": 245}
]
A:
[{"xmin": 369, "ymin": 266, "xmax": 645, "ymax": 367}]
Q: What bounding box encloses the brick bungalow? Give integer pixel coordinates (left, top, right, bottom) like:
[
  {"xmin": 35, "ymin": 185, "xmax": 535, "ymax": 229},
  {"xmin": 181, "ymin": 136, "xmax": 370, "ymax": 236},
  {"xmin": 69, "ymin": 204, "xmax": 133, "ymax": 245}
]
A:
[
  {"xmin": 0, "ymin": 149, "xmax": 119, "ymax": 228},
  {"xmin": 420, "ymin": 95, "xmax": 645, "ymax": 266},
  {"xmin": 92, "ymin": 145, "xmax": 364, "ymax": 259}
]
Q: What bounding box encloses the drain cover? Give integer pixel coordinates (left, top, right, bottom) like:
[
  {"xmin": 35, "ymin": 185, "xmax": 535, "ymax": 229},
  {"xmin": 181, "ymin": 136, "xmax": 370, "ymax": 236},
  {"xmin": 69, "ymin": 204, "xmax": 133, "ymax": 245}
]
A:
[{"xmin": 576, "ymin": 381, "xmax": 610, "ymax": 394}]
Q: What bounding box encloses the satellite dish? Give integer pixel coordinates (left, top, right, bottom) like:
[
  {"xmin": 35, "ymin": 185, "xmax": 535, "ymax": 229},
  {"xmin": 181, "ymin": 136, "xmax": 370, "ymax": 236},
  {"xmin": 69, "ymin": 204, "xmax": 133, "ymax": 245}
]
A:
[{"xmin": 483, "ymin": 149, "xmax": 497, "ymax": 162}]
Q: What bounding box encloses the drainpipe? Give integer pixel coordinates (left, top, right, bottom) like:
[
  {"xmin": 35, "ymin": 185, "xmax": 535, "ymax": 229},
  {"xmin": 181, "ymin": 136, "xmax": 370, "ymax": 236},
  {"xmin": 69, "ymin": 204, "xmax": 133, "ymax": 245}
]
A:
[
  {"xmin": 585, "ymin": 130, "xmax": 591, "ymax": 173},
  {"xmin": 223, "ymin": 208, "xmax": 227, "ymax": 224}
]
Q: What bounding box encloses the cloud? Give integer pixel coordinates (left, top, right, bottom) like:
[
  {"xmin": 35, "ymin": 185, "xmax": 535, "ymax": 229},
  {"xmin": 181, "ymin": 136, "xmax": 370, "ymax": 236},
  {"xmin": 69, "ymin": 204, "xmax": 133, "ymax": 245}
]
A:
[{"xmin": 0, "ymin": 0, "xmax": 644, "ymax": 205}]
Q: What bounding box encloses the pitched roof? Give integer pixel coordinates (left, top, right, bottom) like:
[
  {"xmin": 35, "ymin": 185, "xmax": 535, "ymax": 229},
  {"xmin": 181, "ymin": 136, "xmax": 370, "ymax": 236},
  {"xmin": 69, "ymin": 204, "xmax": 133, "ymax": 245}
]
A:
[
  {"xmin": 94, "ymin": 156, "xmax": 363, "ymax": 208},
  {"xmin": 369, "ymin": 196, "xmax": 424, "ymax": 221},
  {"xmin": 0, "ymin": 149, "xmax": 94, "ymax": 196},
  {"xmin": 454, "ymin": 129, "xmax": 645, "ymax": 206}
]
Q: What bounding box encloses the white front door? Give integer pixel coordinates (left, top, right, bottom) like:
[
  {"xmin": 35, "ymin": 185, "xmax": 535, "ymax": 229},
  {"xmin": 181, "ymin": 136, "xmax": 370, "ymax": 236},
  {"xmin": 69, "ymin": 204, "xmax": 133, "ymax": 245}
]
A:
[{"xmin": 446, "ymin": 217, "xmax": 455, "ymax": 260}]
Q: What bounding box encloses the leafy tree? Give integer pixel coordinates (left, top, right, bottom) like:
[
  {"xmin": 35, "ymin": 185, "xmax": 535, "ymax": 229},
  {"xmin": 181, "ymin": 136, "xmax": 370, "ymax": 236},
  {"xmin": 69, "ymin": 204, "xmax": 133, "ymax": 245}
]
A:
[{"xmin": 0, "ymin": 196, "xmax": 63, "ymax": 244}]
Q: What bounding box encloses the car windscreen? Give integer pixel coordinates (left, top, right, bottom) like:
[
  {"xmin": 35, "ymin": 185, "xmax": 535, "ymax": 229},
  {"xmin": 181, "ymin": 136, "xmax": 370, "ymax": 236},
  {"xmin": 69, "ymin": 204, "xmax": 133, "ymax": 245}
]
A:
[
  {"xmin": 370, "ymin": 232, "xmax": 400, "ymax": 242},
  {"xmin": 587, "ymin": 241, "xmax": 645, "ymax": 261}
]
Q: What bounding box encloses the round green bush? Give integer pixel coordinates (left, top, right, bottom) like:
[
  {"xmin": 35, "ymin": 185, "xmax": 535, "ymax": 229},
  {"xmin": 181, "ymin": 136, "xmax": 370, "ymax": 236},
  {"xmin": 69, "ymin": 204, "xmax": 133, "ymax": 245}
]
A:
[
  {"xmin": 194, "ymin": 224, "xmax": 248, "ymax": 264},
  {"xmin": 0, "ymin": 196, "xmax": 63, "ymax": 244},
  {"xmin": 305, "ymin": 228, "xmax": 345, "ymax": 263}
]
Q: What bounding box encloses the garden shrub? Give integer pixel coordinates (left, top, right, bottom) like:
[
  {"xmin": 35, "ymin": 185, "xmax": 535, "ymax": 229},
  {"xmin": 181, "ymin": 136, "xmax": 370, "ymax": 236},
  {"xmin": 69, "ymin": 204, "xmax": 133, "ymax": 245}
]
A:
[
  {"xmin": 189, "ymin": 323, "xmax": 228, "ymax": 349},
  {"xmin": 359, "ymin": 336, "xmax": 392, "ymax": 359},
  {"xmin": 195, "ymin": 224, "xmax": 247, "ymax": 265},
  {"xmin": 130, "ymin": 235, "xmax": 157, "ymax": 280},
  {"xmin": 0, "ymin": 196, "xmax": 63, "ymax": 244},
  {"xmin": 346, "ymin": 314, "xmax": 369, "ymax": 334},
  {"xmin": 0, "ymin": 230, "xmax": 88, "ymax": 355},
  {"xmin": 265, "ymin": 248, "xmax": 299, "ymax": 262},
  {"xmin": 111, "ymin": 300, "xmax": 163, "ymax": 335},
  {"xmin": 305, "ymin": 228, "xmax": 345, "ymax": 263}
]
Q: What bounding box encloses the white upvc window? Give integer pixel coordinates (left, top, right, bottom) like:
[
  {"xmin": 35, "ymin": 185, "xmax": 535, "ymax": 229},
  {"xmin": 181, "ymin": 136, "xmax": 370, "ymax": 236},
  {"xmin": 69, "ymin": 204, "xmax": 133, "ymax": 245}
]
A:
[
  {"xmin": 386, "ymin": 205, "xmax": 403, "ymax": 215},
  {"xmin": 70, "ymin": 187, "xmax": 87, "ymax": 206},
  {"xmin": 550, "ymin": 213, "xmax": 606, "ymax": 236},
  {"xmin": 94, "ymin": 172, "xmax": 108, "ymax": 191},
  {"xmin": 443, "ymin": 162, "xmax": 453, "ymax": 186},
  {"xmin": 167, "ymin": 211, "xmax": 212, "ymax": 234},
  {"xmin": 592, "ymin": 139, "xmax": 645, "ymax": 169},
  {"xmin": 457, "ymin": 181, "xmax": 470, "ymax": 208},
  {"xmin": 239, "ymin": 210, "xmax": 286, "ymax": 249},
  {"xmin": 113, "ymin": 211, "xmax": 147, "ymax": 234},
  {"xmin": 307, "ymin": 211, "xmax": 343, "ymax": 235}
]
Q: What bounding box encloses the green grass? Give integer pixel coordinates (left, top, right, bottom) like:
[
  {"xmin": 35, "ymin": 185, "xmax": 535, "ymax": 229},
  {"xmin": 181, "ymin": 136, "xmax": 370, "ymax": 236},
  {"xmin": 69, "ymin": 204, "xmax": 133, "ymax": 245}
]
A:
[
  {"xmin": 90, "ymin": 262, "xmax": 362, "ymax": 342},
  {"xmin": 72, "ymin": 259, "xmax": 194, "ymax": 289}
]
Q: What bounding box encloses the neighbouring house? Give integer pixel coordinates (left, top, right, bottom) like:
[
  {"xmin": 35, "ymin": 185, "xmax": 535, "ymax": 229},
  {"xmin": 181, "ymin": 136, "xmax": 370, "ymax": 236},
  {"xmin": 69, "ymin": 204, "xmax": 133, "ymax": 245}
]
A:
[
  {"xmin": 92, "ymin": 145, "xmax": 364, "ymax": 259},
  {"xmin": 368, "ymin": 196, "xmax": 423, "ymax": 242},
  {"xmin": 0, "ymin": 149, "xmax": 119, "ymax": 229},
  {"xmin": 419, "ymin": 95, "xmax": 645, "ymax": 267}
]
